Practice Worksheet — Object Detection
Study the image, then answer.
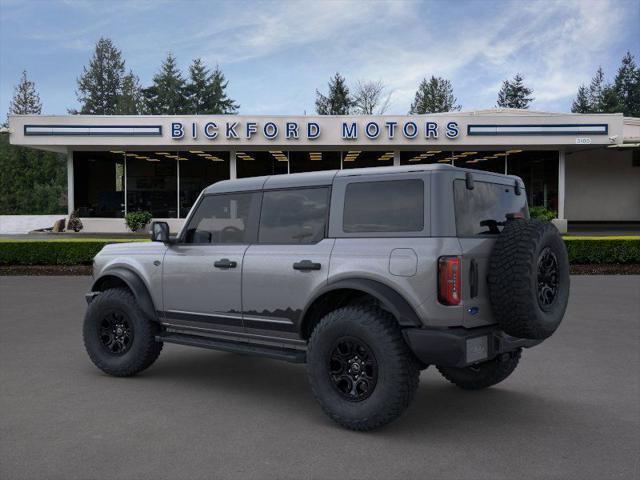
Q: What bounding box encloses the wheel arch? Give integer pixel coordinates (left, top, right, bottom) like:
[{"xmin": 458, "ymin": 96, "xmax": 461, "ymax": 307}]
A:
[
  {"xmin": 299, "ymin": 278, "xmax": 422, "ymax": 339},
  {"xmin": 91, "ymin": 267, "xmax": 158, "ymax": 321}
]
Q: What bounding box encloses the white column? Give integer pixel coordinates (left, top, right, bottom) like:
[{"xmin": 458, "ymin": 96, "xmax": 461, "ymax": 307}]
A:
[
  {"xmin": 123, "ymin": 155, "xmax": 128, "ymax": 217},
  {"xmin": 229, "ymin": 150, "xmax": 237, "ymax": 179},
  {"xmin": 393, "ymin": 150, "xmax": 400, "ymax": 166},
  {"xmin": 558, "ymin": 149, "xmax": 566, "ymax": 220},
  {"xmin": 176, "ymin": 158, "xmax": 180, "ymax": 218},
  {"xmin": 66, "ymin": 149, "xmax": 74, "ymax": 216}
]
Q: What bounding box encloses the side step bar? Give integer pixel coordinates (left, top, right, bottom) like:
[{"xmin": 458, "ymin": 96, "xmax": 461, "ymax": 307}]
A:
[{"xmin": 156, "ymin": 332, "xmax": 307, "ymax": 364}]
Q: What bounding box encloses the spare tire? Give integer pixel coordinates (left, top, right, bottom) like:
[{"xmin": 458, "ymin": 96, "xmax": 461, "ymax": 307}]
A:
[{"xmin": 488, "ymin": 219, "xmax": 570, "ymax": 340}]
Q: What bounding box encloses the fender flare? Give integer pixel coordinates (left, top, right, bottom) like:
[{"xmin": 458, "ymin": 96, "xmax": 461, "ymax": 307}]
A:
[
  {"xmin": 91, "ymin": 267, "xmax": 158, "ymax": 321},
  {"xmin": 301, "ymin": 278, "xmax": 422, "ymax": 329}
]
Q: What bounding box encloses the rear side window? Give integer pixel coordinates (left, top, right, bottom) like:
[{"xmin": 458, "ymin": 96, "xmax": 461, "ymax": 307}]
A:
[
  {"xmin": 343, "ymin": 179, "xmax": 424, "ymax": 233},
  {"xmin": 259, "ymin": 188, "xmax": 329, "ymax": 244},
  {"xmin": 184, "ymin": 193, "xmax": 258, "ymax": 244},
  {"xmin": 454, "ymin": 180, "xmax": 528, "ymax": 236}
]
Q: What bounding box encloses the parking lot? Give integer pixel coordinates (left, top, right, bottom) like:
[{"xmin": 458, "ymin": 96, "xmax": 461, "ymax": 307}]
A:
[{"xmin": 1, "ymin": 275, "xmax": 638, "ymax": 480}]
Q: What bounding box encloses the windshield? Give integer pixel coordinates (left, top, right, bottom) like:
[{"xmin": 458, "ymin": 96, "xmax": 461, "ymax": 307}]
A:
[{"xmin": 454, "ymin": 179, "xmax": 528, "ymax": 236}]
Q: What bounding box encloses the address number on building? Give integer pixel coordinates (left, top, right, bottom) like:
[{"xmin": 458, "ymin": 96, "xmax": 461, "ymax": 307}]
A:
[{"xmin": 576, "ymin": 137, "xmax": 592, "ymax": 144}]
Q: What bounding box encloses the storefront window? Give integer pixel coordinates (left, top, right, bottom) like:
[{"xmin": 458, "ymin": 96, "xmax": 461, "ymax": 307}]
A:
[
  {"xmin": 73, "ymin": 151, "xmax": 125, "ymax": 218},
  {"xmin": 507, "ymin": 151, "xmax": 558, "ymax": 210},
  {"xmin": 342, "ymin": 151, "xmax": 394, "ymax": 169},
  {"xmin": 177, "ymin": 151, "xmax": 230, "ymax": 217},
  {"xmin": 236, "ymin": 151, "xmax": 289, "ymax": 178},
  {"xmin": 126, "ymin": 152, "xmax": 177, "ymax": 218},
  {"xmin": 289, "ymin": 151, "xmax": 341, "ymax": 173},
  {"xmin": 400, "ymin": 150, "xmax": 453, "ymax": 165}
]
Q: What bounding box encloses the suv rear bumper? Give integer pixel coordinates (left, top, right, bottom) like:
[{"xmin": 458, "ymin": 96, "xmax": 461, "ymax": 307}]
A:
[{"xmin": 403, "ymin": 325, "xmax": 542, "ymax": 368}]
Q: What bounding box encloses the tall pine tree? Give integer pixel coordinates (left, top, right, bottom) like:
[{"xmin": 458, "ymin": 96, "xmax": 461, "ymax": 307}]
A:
[
  {"xmin": 143, "ymin": 53, "xmax": 188, "ymax": 114},
  {"xmin": 185, "ymin": 59, "xmax": 239, "ymax": 114},
  {"xmin": 1, "ymin": 72, "xmax": 66, "ymax": 214},
  {"xmin": 75, "ymin": 38, "xmax": 126, "ymax": 114},
  {"xmin": 409, "ymin": 76, "xmax": 460, "ymax": 114},
  {"xmin": 8, "ymin": 70, "xmax": 42, "ymax": 117},
  {"xmin": 496, "ymin": 74, "xmax": 534, "ymax": 109},
  {"xmin": 613, "ymin": 51, "xmax": 640, "ymax": 117},
  {"xmin": 116, "ymin": 71, "xmax": 144, "ymax": 115},
  {"xmin": 571, "ymin": 85, "xmax": 591, "ymax": 113},
  {"xmin": 315, "ymin": 73, "xmax": 353, "ymax": 115}
]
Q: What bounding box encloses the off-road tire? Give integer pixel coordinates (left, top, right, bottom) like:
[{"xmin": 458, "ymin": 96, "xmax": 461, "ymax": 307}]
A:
[
  {"xmin": 307, "ymin": 305, "xmax": 420, "ymax": 431},
  {"xmin": 83, "ymin": 287, "xmax": 163, "ymax": 377},
  {"xmin": 488, "ymin": 219, "xmax": 570, "ymax": 340},
  {"xmin": 437, "ymin": 349, "xmax": 521, "ymax": 390}
]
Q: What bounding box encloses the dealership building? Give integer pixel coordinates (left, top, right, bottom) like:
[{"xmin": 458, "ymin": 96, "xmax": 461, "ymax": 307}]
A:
[{"xmin": 7, "ymin": 109, "xmax": 640, "ymax": 233}]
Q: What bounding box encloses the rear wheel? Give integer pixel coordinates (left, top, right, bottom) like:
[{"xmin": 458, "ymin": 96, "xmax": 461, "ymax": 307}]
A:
[
  {"xmin": 83, "ymin": 288, "xmax": 163, "ymax": 377},
  {"xmin": 437, "ymin": 349, "xmax": 521, "ymax": 390},
  {"xmin": 307, "ymin": 305, "xmax": 419, "ymax": 431}
]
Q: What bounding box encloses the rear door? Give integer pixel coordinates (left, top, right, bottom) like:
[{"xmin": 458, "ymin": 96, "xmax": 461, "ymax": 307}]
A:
[
  {"xmin": 242, "ymin": 187, "xmax": 333, "ymax": 347},
  {"xmin": 454, "ymin": 176, "xmax": 528, "ymax": 328}
]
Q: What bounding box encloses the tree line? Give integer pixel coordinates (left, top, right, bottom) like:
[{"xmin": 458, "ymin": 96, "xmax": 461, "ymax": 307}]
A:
[{"xmin": 1, "ymin": 37, "xmax": 638, "ymax": 216}]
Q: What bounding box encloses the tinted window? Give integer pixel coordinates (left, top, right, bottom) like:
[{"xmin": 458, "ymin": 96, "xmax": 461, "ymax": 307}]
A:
[
  {"xmin": 343, "ymin": 180, "xmax": 424, "ymax": 233},
  {"xmin": 184, "ymin": 193, "xmax": 257, "ymax": 244},
  {"xmin": 454, "ymin": 180, "xmax": 529, "ymax": 236},
  {"xmin": 259, "ymin": 188, "xmax": 329, "ymax": 244}
]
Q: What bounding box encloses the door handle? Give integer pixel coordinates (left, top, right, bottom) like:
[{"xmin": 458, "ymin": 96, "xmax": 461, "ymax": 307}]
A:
[
  {"xmin": 293, "ymin": 260, "xmax": 321, "ymax": 271},
  {"xmin": 214, "ymin": 258, "xmax": 237, "ymax": 269}
]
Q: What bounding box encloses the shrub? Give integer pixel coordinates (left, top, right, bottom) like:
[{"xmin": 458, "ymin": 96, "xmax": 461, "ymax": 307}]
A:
[
  {"xmin": 529, "ymin": 206, "xmax": 557, "ymax": 221},
  {"xmin": 67, "ymin": 210, "xmax": 83, "ymax": 232},
  {"xmin": 125, "ymin": 211, "xmax": 153, "ymax": 232},
  {"xmin": 0, "ymin": 239, "xmax": 148, "ymax": 265},
  {"xmin": 563, "ymin": 237, "xmax": 640, "ymax": 264}
]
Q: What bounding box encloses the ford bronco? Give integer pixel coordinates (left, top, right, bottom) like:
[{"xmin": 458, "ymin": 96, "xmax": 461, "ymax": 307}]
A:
[{"xmin": 84, "ymin": 164, "xmax": 570, "ymax": 430}]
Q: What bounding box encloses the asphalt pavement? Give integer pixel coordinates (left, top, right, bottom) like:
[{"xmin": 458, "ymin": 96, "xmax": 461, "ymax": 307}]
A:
[{"xmin": 0, "ymin": 275, "xmax": 638, "ymax": 480}]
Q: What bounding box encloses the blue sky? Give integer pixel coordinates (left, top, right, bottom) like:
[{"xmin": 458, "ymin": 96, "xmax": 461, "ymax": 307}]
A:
[{"xmin": 1, "ymin": 0, "xmax": 638, "ymax": 117}]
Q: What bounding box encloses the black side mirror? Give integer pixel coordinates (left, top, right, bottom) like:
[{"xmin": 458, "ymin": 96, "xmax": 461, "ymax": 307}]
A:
[{"xmin": 150, "ymin": 221, "xmax": 170, "ymax": 243}]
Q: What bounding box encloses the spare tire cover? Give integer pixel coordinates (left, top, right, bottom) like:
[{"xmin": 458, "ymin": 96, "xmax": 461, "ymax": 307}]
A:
[{"xmin": 488, "ymin": 219, "xmax": 570, "ymax": 340}]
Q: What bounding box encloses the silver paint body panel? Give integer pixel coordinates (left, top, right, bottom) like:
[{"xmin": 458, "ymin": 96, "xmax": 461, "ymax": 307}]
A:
[{"xmin": 92, "ymin": 164, "xmax": 527, "ymax": 347}]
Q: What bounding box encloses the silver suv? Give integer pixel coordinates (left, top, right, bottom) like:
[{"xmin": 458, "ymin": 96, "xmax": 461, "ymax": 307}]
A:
[{"xmin": 84, "ymin": 164, "xmax": 570, "ymax": 430}]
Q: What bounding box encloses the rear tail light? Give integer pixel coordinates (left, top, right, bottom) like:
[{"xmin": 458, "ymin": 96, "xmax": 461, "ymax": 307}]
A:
[{"xmin": 438, "ymin": 256, "xmax": 461, "ymax": 305}]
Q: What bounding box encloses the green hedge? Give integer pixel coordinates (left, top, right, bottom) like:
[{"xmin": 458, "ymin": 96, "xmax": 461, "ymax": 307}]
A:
[
  {"xmin": 0, "ymin": 237, "xmax": 638, "ymax": 266},
  {"xmin": 563, "ymin": 237, "xmax": 640, "ymax": 264},
  {"xmin": 0, "ymin": 239, "xmax": 149, "ymax": 265}
]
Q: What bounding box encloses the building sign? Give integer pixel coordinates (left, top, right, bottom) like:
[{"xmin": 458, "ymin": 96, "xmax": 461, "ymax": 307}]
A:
[{"xmin": 170, "ymin": 120, "xmax": 461, "ymax": 141}]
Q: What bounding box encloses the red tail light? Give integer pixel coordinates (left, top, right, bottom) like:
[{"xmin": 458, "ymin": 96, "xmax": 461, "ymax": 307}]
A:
[{"xmin": 438, "ymin": 256, "xmax": 461, "ymax": 305}]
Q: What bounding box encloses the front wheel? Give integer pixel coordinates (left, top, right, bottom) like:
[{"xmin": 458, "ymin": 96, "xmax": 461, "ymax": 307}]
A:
[
  {"xmin": 437, "ymin": 349, "xmax": 521, "ymax": 390},
  {"xmin": 83, "ymin": 287, "xmax": 163, "ymax": 377},
  {"xmin": 307, "ymin": 306, "xmax": 419, "ymax": 431}
]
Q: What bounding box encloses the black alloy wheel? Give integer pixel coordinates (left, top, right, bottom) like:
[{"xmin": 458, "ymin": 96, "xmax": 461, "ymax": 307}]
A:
[
  {"xmin": 328, "ymin": 337, "xmax": 378, "ymax": 402},
  {"xmin": 99, "ymin": 311, "xmax": 134, "ymax": 355},
  {"xmin": 537, "ymin": 247, "xmax": 559, "ymax": 309}
]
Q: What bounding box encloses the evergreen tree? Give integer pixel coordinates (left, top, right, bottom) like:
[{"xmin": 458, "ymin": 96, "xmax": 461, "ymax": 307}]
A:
[
  {"xmin": 496, "ymin": 73, "xmax": 534, "ymax": 109},
  {"xmin": 571, "ymin": 85, "xmax": 591, "ymax": 113},
  {"xmin": 315, "ymin": 73, "xmax": 353, "ymax": 115},
  {"xmin": 207, "ymin": 65, "xmax": 239, "ymax": 114},
  {"xmin": 587, "ymin": 66, "xmax": 607, "ymax": 112},
  {"xmin": 409, "ymin": 76, "xmax": 460, "ymax": 114},
  {"xmin": 185, "ymin": 59, "xmax": 239, "ymax": 114},
  {"xmin": 116, "ymin": 71, "xmax": 144, "ymax": 115},
  {"xmin": 8, "ymin": 70, "xmax": 42, "ymax": 116},
  {"xmin": 143, "ymin": 53, "xmax": 188, "ymax": 114},
  {"xmin": 75, "ymin": 37, "xmax": 126, "ymax": 114},
  {"xmin": 613, "ymin": 51, "xmax": 640, "ymax": 117}
]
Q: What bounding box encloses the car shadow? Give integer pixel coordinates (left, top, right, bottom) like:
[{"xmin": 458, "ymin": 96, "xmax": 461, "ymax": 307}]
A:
[{"xmin": 121, "ymin": 347, "xmax": 585, "ymax": 437}]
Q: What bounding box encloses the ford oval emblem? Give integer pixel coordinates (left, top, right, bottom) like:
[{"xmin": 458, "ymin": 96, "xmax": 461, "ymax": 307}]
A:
[{"xmin": 468, "ymin": 307, "xmax": 479, "ymax": 315}]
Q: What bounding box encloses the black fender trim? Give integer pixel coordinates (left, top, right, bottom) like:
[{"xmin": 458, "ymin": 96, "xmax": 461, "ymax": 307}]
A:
[
  {"xmin": 91, "ymin": 267, "xmax": 158, "ymax": 321},
  {"xmin": 302, "ymin": 278, "xmax": 422, "ymax": 329}
]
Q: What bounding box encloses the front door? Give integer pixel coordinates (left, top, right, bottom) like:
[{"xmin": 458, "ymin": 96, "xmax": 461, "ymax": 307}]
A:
[
  {"xmin": 161, "ymin": 191, "xmax": 260, "ymax": 338},
  {"xmin": 242, "ymin": 187, "xmax": 333, "ymax": 347}
]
